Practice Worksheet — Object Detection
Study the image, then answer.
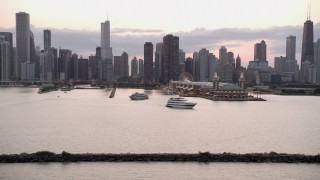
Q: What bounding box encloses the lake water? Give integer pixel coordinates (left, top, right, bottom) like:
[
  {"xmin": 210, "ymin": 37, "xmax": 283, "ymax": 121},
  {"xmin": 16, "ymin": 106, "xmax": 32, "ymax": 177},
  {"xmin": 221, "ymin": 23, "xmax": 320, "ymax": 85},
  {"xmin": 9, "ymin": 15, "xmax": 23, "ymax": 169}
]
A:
[{"xmin": 0, "ymin": 87, "xmax": 319, "ymax": 179}]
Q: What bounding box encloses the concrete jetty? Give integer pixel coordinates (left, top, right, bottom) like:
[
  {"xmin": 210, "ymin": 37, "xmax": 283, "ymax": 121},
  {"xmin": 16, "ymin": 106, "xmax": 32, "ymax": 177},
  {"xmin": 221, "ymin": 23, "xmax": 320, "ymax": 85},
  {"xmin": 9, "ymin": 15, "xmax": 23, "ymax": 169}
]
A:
[{"xmin": 0, "ymin": 152, "xmax": 319, "ymax": 163}]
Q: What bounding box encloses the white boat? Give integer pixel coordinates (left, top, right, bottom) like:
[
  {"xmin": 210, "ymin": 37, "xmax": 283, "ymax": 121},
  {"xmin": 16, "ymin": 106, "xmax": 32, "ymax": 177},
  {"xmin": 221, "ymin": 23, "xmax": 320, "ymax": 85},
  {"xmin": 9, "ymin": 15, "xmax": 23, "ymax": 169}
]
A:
[
  {"xmin": 166, "ymin": 97, "xmax": 196, "ymax": 109},
  {"xmin": 130, "ymin": 92, "xmax": 149, "ymax": 100}
]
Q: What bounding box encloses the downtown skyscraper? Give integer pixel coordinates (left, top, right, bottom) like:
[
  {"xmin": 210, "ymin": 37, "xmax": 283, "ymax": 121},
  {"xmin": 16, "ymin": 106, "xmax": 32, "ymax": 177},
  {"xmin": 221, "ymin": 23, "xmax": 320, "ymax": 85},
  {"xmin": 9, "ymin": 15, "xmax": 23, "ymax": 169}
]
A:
[
  {"xmin": 301, "ymin": 17, "xmax": 314, "ymax": 65},
  {"xmin": 101, "ymin": 19, "xmax": 113, "ymax": 82},
  {"xmin": 44, "ymin": 29, "xmax": 51, "ymax": 51},
  {"xmin": 286, "ymin": 35, "xmax": 296, "ymax": 61},
  {"xmin": 144, "ymin": 42, "xmax": 154, "ymax": 83},
  {"xmin": 254, "ymin": 40, "xmax": 267, "ymax": 61},
  {"xmin": 16, "ymin": 12, "xmax": 30, "ymax": 63},
  {"xmin": 162, "ymin": 34, "xmax": 179, "ymax": 84},
  {"xmin": 0, "ymin": 32, "xmax": 13, "ymax": 79},
  {"xmin": 16, "ymin": 12, "xmax": 35, "ymax": 80},
  {"xmin": 131, "ymin": 57, "xmax": 138, "ymax": 77}
]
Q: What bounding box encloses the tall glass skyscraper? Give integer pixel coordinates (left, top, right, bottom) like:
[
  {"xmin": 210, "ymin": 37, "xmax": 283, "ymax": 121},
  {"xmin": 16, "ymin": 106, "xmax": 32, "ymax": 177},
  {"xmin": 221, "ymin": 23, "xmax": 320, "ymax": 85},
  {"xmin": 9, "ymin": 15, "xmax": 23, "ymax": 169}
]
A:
[
  {"xmin": 101, "ymin": 20, "xmax": 112, "ymax": 60},
  {"xmin": 16, "ymin": 12, "xmax": 30, "ymax": 63},
  {"xmin": 101, "ymin": 20, "xmax": 113, "ymax": 81},
  {"xmin": 44, "ymin": 29, "xmax": 51, "ymax": 51},
  {"xmin": 162, "ymin": 34, "xmax": 179, "ymax": 84},
  {"xmin": 144, "ymin": 42, "xmax": 154, "ymax": 83},
  {"xmin": 301, "ymin": 19, "xmax": 314, "ymax": 65}
]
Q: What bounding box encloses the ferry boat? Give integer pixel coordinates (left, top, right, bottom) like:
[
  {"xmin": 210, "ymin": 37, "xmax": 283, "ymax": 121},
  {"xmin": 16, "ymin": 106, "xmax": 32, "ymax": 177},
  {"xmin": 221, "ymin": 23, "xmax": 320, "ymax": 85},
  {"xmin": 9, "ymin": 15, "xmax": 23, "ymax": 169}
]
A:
[
  {"xmin": 166, "ymin": 97, "xmax": 196, "ymax": 109},
  {"xmin": 129, "ymin": 92, "xmax": 149, "ymax": 100}
]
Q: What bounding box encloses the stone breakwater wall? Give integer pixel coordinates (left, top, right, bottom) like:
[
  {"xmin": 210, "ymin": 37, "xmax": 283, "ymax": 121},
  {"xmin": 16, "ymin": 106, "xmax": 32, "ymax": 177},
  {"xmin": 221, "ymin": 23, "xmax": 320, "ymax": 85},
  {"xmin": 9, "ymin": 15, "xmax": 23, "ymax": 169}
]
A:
[{"xmin": 0, "ymin": 152, "xmax": 319, "ymax": 163}]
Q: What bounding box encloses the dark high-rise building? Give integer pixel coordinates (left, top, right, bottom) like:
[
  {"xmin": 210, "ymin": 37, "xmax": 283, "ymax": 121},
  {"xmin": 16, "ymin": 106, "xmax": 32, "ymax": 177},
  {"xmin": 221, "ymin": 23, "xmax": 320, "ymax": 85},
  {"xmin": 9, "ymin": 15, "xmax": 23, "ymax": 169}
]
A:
[
  {"xmin": 44, "ymin": 29, "xmax": 51, "ymax": 51},
  {"xmin": 131, "ymin": 57, "xmax": 138, "ymax": 77},
  {"xmin": 114, "ymin": 52, "xmax": 128, "ymax": 79},
  {"xmin": 122, "ymin": 52, "xmax": 129, "ymax": 77},
  {"xmin": 77, "ymin": 58, "xmax": 88, "ymax": 80},
  {"xmin": 48, "ymin": 47, "xmax": 58, "ymax": 80},
  {"xmin": 144, "ymin": 42, "xmax": 154, "ymax": 83},
  {"xmin": 236, "ymin": 54, "xmax": 241, "ymax": 69},
  {"xmin": 227, "ymin": 52, "xmax": 235, "ymax": 67},
  {"xmin": 138, "ymin": 59, "xmax": 144, "ymax": 76},
  {"xmin": 162, "ymin": 34, "xmax": 179, "ymax": 84},
  {"xmin": 71, "ymin": 53, "xmax": 78, "ymax": 80},
  {"xmin": 30, "ymin": 31, "xmax": 36, "ymax": 63},
  {"xmin": 96, "ymin": 47, "xmax": 101, "ymax": 61},
  {"xmin": 16, "ymin": 12, "xmax": 30, "ymax": 63},
  {"xmin": 0, "ymin": 32, "xmax": 14, "ymax": 79},
  {"xmin": 254, "ymin": 40, "xmax": 267, "ymax": 61},
  {"xmin": 185, "ymin": 57, "xmax": 193, "ymax": 75},
  {"xmin": 58, "ymin": 49, "xmax": 72, "ymax": 80},
  {"xmin": 16, "ymin": 12, "xmax": 34, "ymax": 80},
  {"xmin": 301, "ymin": 19, "xmax": 314, "ymax": 65},
  {"xmin": 154, "ymin": 43, "xmax": 163, "ymax": 83},
  {"xmin": 219, "ymin": 46, "xmax": 227, "ymax": 65},
  {"xmin": 88, "ymin": 55, "xmax": 98, "ymax": 80},
  {"xmin": 0, "ymin": 41, "xmax": 11, "ymax": 80}
]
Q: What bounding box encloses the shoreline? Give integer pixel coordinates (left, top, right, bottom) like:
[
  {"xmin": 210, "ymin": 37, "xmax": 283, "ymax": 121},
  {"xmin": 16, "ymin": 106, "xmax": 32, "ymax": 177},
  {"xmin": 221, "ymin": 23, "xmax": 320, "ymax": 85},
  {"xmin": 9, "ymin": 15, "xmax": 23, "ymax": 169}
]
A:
[{"xmin": 0, "ymin": 151, "xmax": 319, "ymax": 164}]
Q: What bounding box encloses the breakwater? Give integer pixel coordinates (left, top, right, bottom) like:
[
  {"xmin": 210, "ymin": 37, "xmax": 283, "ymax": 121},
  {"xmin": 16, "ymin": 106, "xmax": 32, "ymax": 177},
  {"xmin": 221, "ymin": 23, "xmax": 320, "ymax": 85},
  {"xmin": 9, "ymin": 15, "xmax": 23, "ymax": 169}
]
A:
[{"xmin": 0, "ymin": 151, "xmax": 319, "ymax": 163}]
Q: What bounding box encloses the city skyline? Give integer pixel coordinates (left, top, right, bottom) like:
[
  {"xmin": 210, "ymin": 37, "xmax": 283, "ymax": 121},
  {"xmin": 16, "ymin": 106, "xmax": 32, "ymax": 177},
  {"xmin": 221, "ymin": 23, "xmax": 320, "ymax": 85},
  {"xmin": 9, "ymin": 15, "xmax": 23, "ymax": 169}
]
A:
[{"xmin": 0, "ymin": 0, "xmax": 320, "ymax": 67}]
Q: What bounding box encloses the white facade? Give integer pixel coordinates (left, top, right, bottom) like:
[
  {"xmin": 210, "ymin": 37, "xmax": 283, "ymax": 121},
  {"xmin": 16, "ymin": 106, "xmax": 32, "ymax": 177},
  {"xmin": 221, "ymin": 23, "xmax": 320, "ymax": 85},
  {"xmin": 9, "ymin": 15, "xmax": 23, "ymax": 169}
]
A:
[
  {"xmin": 101, "ymin": 20, "xmax": 113, "ymax": 60},
  {"xmin": 101, "ymin": 20, "xmax": 113, "ymax": 81}
]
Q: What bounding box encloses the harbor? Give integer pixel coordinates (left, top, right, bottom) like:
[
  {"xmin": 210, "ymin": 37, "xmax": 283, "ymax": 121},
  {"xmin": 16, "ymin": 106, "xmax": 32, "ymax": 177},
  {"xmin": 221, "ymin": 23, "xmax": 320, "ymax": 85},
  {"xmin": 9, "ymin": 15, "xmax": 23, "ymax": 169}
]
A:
[{"xmin": 170, "ymin": 73, "xmax": 266, "ymax": 101}]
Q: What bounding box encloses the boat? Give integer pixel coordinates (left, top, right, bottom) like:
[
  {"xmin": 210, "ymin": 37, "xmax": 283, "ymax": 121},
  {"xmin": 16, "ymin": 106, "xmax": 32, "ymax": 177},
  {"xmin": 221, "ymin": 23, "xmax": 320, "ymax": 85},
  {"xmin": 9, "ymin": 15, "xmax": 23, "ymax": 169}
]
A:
[
  {"xmin": 129, "ymin": 92, "xmax": 149, "ymax": 100},
  {"xmin": 166, "ymin": 97, "xmax": 196, "ymax": 109}
]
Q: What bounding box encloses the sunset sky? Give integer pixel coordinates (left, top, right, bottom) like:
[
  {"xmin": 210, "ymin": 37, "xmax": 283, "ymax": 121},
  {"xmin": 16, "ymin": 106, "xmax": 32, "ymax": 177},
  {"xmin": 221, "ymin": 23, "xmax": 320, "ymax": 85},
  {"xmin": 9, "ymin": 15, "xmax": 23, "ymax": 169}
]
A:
[{"xmin": 1, "ymin": 0, "xmax": 319, "ymax": 66}]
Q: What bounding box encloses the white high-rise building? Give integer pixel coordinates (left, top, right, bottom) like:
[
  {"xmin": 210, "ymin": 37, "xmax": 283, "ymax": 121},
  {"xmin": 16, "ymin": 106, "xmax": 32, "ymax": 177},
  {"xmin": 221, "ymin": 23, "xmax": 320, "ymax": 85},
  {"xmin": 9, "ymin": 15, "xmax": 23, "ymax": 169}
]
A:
[
  {"xmin": 101, "ymin": 20, "xmax": 113, "ymax": 81},
  {"xmin": 101, "ymin": 20, "xmax": 113, "ymax": 60},
  {"xmin": 286, "ymin": 35, "xmax": 296, "ymax": 61}
]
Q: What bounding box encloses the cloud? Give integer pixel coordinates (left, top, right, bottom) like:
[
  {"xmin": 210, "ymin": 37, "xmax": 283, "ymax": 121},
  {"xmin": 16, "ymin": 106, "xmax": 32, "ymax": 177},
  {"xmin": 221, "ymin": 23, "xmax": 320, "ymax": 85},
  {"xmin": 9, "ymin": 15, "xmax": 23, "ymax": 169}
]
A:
[
  {"xmin": 112, "ymin": 28, "xmax": 164, "ymax": 34},
  {"xmin": 1, "ymin": 22, "xmax": 320, "ymax": 67}
]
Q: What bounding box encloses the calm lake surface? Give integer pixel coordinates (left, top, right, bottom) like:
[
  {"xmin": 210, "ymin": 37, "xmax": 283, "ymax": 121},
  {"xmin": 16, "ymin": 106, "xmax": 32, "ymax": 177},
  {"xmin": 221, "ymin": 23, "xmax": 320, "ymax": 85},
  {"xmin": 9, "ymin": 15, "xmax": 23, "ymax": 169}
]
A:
[{"xmin": 0, "ymin": 87, "xmax": 319, "ymax": 179}]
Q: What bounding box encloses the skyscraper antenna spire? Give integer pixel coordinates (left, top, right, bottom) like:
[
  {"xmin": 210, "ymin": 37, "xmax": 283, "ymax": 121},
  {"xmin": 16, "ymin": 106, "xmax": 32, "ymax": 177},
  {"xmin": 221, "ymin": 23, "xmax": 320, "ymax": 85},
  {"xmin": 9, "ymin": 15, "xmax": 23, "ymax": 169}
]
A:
[{"xmin": 307, "ymin": 1, "xmax": 311, "ymax": 20}]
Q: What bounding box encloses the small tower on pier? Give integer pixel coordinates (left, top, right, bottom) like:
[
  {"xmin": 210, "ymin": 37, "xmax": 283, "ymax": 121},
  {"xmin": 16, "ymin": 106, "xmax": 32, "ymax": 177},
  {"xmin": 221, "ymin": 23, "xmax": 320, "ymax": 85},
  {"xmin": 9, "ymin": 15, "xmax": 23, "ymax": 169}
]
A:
[
  {"xmin": 213, "ymin": 72, "xmax": 219, "ymax": 90},
  {"xmin": 238, "ymin": 72, "xmax": 245, "ymax": 90}
]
